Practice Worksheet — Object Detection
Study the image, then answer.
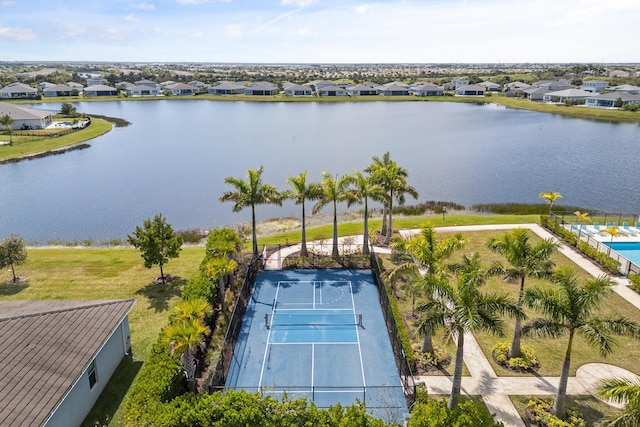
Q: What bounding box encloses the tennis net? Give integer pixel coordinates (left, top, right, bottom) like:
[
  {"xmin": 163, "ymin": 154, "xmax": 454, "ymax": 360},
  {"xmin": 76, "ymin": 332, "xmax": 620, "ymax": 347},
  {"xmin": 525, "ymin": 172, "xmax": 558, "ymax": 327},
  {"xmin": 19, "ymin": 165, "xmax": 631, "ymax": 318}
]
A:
[{"xmin": 265, "ymin": 312, "xmax": 363, "ymax": 329}]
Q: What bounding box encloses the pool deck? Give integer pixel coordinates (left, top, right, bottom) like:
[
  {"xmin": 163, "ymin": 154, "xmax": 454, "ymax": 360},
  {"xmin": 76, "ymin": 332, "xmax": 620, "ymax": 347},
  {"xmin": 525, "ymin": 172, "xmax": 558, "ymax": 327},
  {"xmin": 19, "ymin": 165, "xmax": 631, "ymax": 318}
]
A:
[{"xmin": 265, "ymin": 223, "xmax": 640, "ymax": 427}]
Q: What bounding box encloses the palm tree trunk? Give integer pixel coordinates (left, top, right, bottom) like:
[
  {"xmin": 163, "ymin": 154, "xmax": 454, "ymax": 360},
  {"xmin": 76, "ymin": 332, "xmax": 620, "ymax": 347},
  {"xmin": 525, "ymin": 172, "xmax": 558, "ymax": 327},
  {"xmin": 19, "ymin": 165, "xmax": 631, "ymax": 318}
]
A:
[
  {"xmin": 332, "ymin": 200, "xmax": 339, "ymax": 258},
  {"xmin": 251, "ymin": 203, "xmax": 258, "ymax": 256},
  {"xmin": 363, "ymin": 197, "xmax": 370, "ymax": 255},
  {"xmin": 301, "ymin": 200, "xmax": 308, "ymax": 257},
  {"xmin": 219, "ymin": 274, "xmax": 225, "ymax": 313},
  {"xmin": 448, "ymin": 330, "xmax": 465, "ymax": 410},
  {"xmin": 552, "ymin": 330, "xmax": 574, "ymax": 420},
  {"xmin": 385, "ymin": 190, "xmax": 393, "ymax": 245},
  {"xmin": 381, "ymin": 205, "xmax": 388, "ymax": 236},
  {"xmin": 183, "ymin": 349, "xmax": 197, "ymax": 393},
  {"xmin": 509, "ymin": 275, "xmax": 526, "ymax": 358},
  {"xmin": 421, "ymin": 328, "xmax": 434, "ymax": 354}
]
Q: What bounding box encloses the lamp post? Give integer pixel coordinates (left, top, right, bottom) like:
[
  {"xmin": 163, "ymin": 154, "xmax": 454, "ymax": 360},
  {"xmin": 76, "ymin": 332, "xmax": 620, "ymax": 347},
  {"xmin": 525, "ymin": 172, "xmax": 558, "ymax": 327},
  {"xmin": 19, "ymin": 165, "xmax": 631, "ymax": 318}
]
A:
[{"xmin": 442, "ymin": 206, "xmax": 447, "ymax": 221}]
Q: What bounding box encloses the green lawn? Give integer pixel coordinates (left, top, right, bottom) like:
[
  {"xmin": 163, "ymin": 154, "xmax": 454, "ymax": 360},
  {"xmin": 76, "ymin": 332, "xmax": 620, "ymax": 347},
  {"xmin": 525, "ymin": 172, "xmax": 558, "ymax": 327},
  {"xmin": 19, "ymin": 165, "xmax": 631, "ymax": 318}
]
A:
[{"xmin": 510, "ymin": 395, "xmax": 623, "ymax": 427}]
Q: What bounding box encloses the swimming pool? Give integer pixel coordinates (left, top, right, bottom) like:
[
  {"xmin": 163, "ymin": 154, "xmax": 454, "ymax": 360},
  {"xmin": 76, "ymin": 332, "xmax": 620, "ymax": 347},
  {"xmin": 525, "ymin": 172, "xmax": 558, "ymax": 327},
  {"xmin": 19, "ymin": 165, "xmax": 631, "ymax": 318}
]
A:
[{"xmin": 605, "ymin": 242, "xmax": 640, "ymax": 267}]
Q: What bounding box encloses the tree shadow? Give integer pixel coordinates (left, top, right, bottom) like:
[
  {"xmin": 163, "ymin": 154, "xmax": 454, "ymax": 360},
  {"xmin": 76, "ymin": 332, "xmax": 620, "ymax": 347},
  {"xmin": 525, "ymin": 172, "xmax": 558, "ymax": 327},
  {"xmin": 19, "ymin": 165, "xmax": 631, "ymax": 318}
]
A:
[
  {"xmin": 80, "ymin": 356, "xmax": 143, "ymax": 427},
  {"xmin": 0, "ymin": 280, "xmax": 29, "ymax": 296},
  {"xmin": 135, "ymin": 276, "xmax": 186, "ymax": 312}
]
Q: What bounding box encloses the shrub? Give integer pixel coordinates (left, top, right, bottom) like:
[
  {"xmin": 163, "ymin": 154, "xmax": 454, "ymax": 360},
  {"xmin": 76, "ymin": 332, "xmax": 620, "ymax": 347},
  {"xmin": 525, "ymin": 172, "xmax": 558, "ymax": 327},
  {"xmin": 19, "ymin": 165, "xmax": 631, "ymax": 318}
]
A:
[
  {"xmin": 181, "ymin": 273, "xmax": 216, "ymax": 306},
  {"xmin": 525, "ymin": 398, "xmax": 585, "ymax": 427},
  {"xmin": 629, "ymin": 274, "xmax": 640, "ymax": 293},
  {"xmin": 409, "ymin": 396, "xmax": 503, "ymax": 426},
  {"xmin": 385, "ymin": 279, "xmax": 416, "ymax": 370},
  {"xmin": 474, "ymin": 203, "xmax": 585, "ymax": 215},
  {"xmin": 492, "ymin": 342, "xmax": 539, "ymax": 371},
  {"xmin": 577, "ymin": 241, "xmax": 620, "ymax": 274}
]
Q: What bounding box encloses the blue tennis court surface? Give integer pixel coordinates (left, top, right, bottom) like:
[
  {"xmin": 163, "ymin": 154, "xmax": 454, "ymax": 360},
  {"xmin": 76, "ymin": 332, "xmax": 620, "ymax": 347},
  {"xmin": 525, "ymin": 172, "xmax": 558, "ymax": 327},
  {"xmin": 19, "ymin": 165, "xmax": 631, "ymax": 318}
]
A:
[{"xmin": 225, "ymin": 269, "xmax": 408, "ymax": 422}]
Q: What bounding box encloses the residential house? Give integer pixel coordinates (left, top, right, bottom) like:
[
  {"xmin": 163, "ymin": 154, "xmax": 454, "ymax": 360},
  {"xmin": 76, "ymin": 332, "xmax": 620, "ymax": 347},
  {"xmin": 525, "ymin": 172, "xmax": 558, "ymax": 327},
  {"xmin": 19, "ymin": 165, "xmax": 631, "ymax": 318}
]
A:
[
  {"xmin": 244, "ymin": 81, "xmax": 278, "ymax": 96},
  {"xmin": 582, "ymin": 80, "xmax": 609, "ymax": 93},
  {"xmin": 447, "ymin": 78, "xmax": 469, "ymax": 90},
  {"xmin": 522, "ymin": 86, "xmax": 550, "ymax": 101},
  {"xmin": 86, "ymin": 77, "xmax": 107, "ymax": 86},
  {"xmin": 478, "ymin": 81, "xmax": 500, "ymax": 92},
  {"xmin": 531, "ymin": 79, "xmax": 572, "ymax": 91},
  {"xmin": 67, "ymin": 82, "xmax": 85, "ymax": 91},
  {"xmin": 455, "ymin": 84, "xmax": 485, "ymax": 96},
  {"xmin": 608, "ymin": 69, "xmax": 630, "ymax": 78},
  {"xmin": 410, "ymin": 83, "xmax": 444, "ymax": 96},
  {"xmin": 0, "ymin": 82, "xmax": 38, "ymax": 99},
  {"xmin": 282, "ymin": 82, "xmax": 313, "ymax": 96},
  {"xmin": 347, "ymin": 83, "xmax": 379, "ymax": 96},
  {"xmin": 0, "ymin": 101, "xmax": 52, "ymax": 129},
  {"xmin": 309, "ymin": 80, "xmax": 335, "ymax": 92},
  {"xmin": 122, "ymin": 81, "xmax": 160, "ymax": 97},
  {"xmin": 505, "ymin": 81, "xmax": 531, "ymax": 91},
  {"xmin": 379, "ymin": 82, "xmax": 410, "ymax": 96},
  {"xmin": 83, "ymin": 84, "xmax": 119, "ymax": 97},
  {"xmin": 317, "ymin": 84, "xmax": 346, "ymax": 97},
  {"xmin": 0, "ymin": 300, "xmax": 135, "ymax": 427},
  {"xmin": 585, "ymin": 92, "xmax": 640, "ymax": 108},
  {"xmin": 42, "ymin": 84, "xmax": 75, "ymax": 97},
  {"xmin": 164, "ymin": 82, "xmax": 195, "ymax": 96},
  {"xmin": 208, "ymin": 81, "xmax": 246, "ymax": 95},
  {"xmin": 608, "ymin": 84, "xmax": 640, "ymax": 95},
  {"xmin": 542, "ymin": 88, "xmax": 593, "ymax": 103},
  {"xmin": 189, "ymin": 81, "xmax": 209, "ymax": 90},
  {"xmin": 39, "ymin": 82, "xmax": 56, "ymax": 91}
]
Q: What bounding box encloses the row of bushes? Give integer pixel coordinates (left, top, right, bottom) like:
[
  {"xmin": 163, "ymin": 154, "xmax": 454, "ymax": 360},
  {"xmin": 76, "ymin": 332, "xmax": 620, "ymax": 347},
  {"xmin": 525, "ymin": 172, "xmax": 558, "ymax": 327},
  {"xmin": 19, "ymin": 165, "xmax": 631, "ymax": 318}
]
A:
[
  {"xmin": 473, "ymin": 203, "xmax": 586, "ymax": 215},
  {"xmin": 392, "ymin": 201, "xmax": 465, "ymax": 216}
]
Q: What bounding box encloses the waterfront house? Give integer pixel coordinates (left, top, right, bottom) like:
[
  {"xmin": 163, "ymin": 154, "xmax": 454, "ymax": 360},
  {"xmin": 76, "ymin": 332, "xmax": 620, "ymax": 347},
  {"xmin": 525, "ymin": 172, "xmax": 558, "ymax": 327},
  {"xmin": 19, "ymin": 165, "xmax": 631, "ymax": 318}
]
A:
[
  {"xmin": 83, "ymin": 84, "xmax": 119, "ymax": 97},
  {"xmin": 0, "ymin": 300, "xmax": 135, "ymax": 427},
  {"xmin": 447, "ymin": 78, "xmax": 469, "ymax": 90},
  {"xmin": 410, "ymin": 83, "xmax": 445, "ymax": 96},
  {"xmin": 309, "ymin": 80, "xmax": 335, "ymax": 92},
  {"xmin": 189, "ymin": 80, "xmax": 209, "ymax": 90},
  {"xmin": 347, "ymin": 83, "xmax": 379, "ymax": 96},
  {"xmin": 531, "ymin": 79, "xmax": 572, "ymax": 91},
  {"xmin": 317, "ymin": 84, "xmax": 346, "ymax": 96},
  {"xmin": 455, "ymin": 84, "xmax": 485, "ymax": 96},
  {"xmin": 522, "ymin": 86, "xmax": 548, "ymax": 101},
  {"xmin": 585, "ymin": 92, "xmax": 640, "ymax": 108},
  {"xmin": 43, "ymin": 84, "xmax": 75, "ymax": 97},
  {"xmin": 582, "ymin": 80, "xmax": 609, "ymax": 93},
  {"xmin": 164, "ymin": 82, "xmax": 195, "ymax": 96},
  {"xmin": 123, "ymin": 80, "xmax": 161, "ymax": 97},
  {"xmin": 478, "ymin": 81, "xmax": 500, "ymax": 92},
  {"xmin": 208, "ymin": 81, "xmax": 246, "ymax": 95},
  {"xmin": 608, "ymin": 84, "xmax": 640, "ymax": 95},
  {"xmin": 542, "ymin": 88, "xmax": 593, "ymax": 103},
  {"xmin": 244, "ymin": 81, "xmax": 279, "ymax": 96},
  {"xmin": 67, "ymin": 82, "xmax": 84, "ymax": 90},
  {"xmin": 86, "ymin": 77, "xmax": 107, "ymax": 86},
  {"xmin": 379, "ymin": 82, "xmax": 410, "ymax": 96},
  {"xmin": 282, "ymin": 82, "xmax": 313, "ymax": 96},
  {"xmin": 0, "ymin": 101, "xmax": 52, "ymax": 129},
  {"xmin": 0, "ymin": 82, "xmax": 38, "ymax": 99}
]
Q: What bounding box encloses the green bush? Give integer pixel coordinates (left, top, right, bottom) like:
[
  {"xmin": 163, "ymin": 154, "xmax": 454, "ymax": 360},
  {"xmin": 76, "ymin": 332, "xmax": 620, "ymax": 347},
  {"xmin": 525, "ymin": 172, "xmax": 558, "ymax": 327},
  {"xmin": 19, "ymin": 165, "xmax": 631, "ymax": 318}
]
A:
[
  {"xmin": 542, "ymin": 216, "xmax": 578, "ymax": 246},
  {"xmin": 181, "ymin": 273, "xmax": 216, "ymax": 306},
  {"xmin": 409, "ymin": 396, "xmax": 503, "ymax": 426},
  {"xmin": 525, "ymin": 398, "xmax": 585, "ymax": 427},
  {"xmin": 473, "ymin": 203, "xmax": 585, "ymax": 215},
  {"xmin": 577, "ymin": 241, "xmax": 620, "ymax": 274},
  {"xmin": 492, "ymin": 342, "xmax": 539, "ymax": 371},
  {"xmin": 629, "ymin": 274, "xmax": 640, "ymax": 293},
  {"xmin": 385, "ymin": 280, "xmax": 416, "ymax": 370}
]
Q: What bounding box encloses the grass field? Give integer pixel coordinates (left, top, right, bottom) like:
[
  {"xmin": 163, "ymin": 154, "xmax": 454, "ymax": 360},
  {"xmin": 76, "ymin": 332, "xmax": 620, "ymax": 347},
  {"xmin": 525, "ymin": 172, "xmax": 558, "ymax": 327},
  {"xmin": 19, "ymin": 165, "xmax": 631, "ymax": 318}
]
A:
[{"xmin": 510, "ymin": 395, "xmax": 623, "ymax": 426}]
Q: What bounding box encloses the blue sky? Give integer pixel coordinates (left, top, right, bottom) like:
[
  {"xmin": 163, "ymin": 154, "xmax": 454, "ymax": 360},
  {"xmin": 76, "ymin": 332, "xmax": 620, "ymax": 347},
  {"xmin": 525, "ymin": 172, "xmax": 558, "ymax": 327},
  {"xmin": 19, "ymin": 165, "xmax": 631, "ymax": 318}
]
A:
[{"xmin": 1, "ymin": 0, "xmax": 639, "ymax": 63}]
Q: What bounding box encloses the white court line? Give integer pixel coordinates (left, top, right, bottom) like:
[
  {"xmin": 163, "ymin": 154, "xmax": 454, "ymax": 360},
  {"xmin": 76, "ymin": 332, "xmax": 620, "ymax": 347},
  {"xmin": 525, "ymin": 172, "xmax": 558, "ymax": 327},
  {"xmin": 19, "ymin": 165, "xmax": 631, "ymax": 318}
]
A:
[
  {"xmin": 273, "ymin": 308, "xmax": 352, "ymax": 311},
  {"xmin": 270, "ymin": 341, "xmax": 360, "ymax": 345},
  {"xmin": 311, "ymin": 343, "xmax": 315, "ymax": 390},
  {"xmin": 258, "ymin": 333, "xmax": 273, "ymax": 388},
  {"xmin": 350, "ymin": 281, "xmax": 367, "ymax": 388},
  {"xmin": 313, "ymin": 281, "xmax": 317, "ymax": 309}
]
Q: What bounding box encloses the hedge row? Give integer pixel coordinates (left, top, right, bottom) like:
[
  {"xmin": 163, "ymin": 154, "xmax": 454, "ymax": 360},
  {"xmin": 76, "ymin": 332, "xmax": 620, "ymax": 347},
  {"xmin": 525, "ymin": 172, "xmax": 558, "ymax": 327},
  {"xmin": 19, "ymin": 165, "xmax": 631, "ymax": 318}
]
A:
[{"xmin": 383, "ymin": 274, "xmax": 417, "ymax": 370}]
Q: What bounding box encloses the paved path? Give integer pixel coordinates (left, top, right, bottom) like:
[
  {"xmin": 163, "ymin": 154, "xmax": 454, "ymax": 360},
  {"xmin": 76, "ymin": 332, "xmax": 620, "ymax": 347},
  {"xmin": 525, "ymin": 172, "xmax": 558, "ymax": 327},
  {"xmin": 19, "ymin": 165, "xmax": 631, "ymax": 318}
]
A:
[{"xmin": 264, "ymin": 223, "xmax": 640, "ymax": 426}]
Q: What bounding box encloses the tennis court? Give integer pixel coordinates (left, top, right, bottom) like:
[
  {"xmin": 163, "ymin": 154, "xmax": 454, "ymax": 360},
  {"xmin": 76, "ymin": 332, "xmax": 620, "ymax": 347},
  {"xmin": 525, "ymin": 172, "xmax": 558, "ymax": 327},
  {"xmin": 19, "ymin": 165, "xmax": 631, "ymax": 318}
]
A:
[{"xmin": 225, "ymin": 269, "xmax": 408, "ymax": 422}]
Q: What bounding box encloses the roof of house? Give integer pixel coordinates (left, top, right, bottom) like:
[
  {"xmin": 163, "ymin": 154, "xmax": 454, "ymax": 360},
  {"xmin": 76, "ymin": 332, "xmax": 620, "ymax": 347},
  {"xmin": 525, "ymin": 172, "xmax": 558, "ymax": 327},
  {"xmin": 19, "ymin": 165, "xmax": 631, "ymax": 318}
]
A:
[
  {"xmin": 348, "ymin": 83, "xmax": 379, "ymax": 91},
  {"xmin": 0, "ymin": 82, "xmax": 37, "ymax": 93},
  {"xmin": 381, "ymin": 83, "xmax": 409, "ymax": 92},
  {"xmin": 609, "ymin": 84, "xmax": 640, "ymax": 92},
  {"xmin": 588, "ymin": 92, "xmax": 640, "ymax": 101},
  {"xmin": 42, "ymin": 84, "xmax": 74, "ymax": 92},
  {"xmin": 210, "ymin": 81, "xmax": 246, "ymax": 90},
  {"xmin": 135, "ymin": 79, "xmax": 157, "ymax": 86},
  {"xmin": 0, "ymin": 300, "xmax": 135, "ymax": 427},
  {"xmin": 413, "ymin": 83, "xmax": 444, "ymax": 89},
  {"xmin": 544, "ymin": 88, "xmax": 593, "ymax": 97},
  {"xmin": 282, "ymin": 82, "xmax": 312, "ymax": 91},
  {"xmin": 248, "ymin": 81, "xmax": 278, "ymax": 91},
  {"xmin": 165, "ymin": 82, "xmax": 194, "ymax": 90},
  {"xmin": 67, "ymin": 82, "xmax": 84, "ymax": 89},
  {"xmin": 479, "ymin": 81, "xmax": 500, "ymax": 88},
  {"xmin": 583, "ymin": 80, "xmax": 609, "ymax": 85},
  {"xmin": 456, "ymin": 84, "xmax": 485, "ymax": 91},
  {"xmin": 0, "ymin": 102, "xmax": 52, "ymax": 120},
  {"xmin": 84, "ymin": 84, "xmax": 118, "ymax": 92},
  {"xmin": 318, "ymin": 84, "xmax": 343, "ymax": 92}
]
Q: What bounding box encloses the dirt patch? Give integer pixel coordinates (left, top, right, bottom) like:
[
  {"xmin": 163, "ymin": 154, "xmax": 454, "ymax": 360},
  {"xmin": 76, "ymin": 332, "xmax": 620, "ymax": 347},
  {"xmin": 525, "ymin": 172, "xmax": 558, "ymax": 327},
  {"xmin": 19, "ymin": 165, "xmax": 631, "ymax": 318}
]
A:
[
  {"xmin": 4, "ymin": 276, "xmax": 28, "ymax": 285},
  {"xmin": 153, "ymin": 274, "xmax": 176, "ymax": 284}
]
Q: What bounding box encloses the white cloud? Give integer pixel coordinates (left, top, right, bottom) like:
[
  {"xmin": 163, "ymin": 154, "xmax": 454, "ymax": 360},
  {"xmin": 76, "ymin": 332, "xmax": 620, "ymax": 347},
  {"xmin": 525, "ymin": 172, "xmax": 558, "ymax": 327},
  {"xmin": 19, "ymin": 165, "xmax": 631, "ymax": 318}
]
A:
[
  {"xmin": 224, "ymin": 24, "xmax": 243, "ymax": 39},
  {"xmin": 132, "ymin": 1, "xmax": 154, "ymax": 10},
  {"xmin": 280, "ymin": 0, "xmax": 316, "ymax": 7},
  {"xmin": 176, "ymin": 0, "xmax": 209, "ymax": 4},
  {"xmin": 0, "ymin": 24, "xmax": 35, "ymax": 41},
  {"xmin": 2, "ymin": 1, "xmax": 16, "ymax": 6},
  {"xmin": 124, "ymin": 14, "xmax": 139, "ymax": 22},
  {"xmin": 294, "ymin": 28, "xmax": 318, "ymax": 37}
]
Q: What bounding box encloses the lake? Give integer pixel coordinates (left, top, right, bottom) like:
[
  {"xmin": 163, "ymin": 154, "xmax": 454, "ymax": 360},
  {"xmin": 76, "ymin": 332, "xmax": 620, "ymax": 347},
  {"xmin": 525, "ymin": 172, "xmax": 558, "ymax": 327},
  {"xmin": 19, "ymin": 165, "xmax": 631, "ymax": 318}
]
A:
[{"xmin": 1, "ymin": 100, "xmax": 639, "ymax": 243}]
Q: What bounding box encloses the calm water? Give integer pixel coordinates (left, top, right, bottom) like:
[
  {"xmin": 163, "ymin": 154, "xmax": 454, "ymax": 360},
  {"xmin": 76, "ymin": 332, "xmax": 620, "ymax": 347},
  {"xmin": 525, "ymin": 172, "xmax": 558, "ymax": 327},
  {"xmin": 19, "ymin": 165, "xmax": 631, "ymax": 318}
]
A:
[{"xmin": 1, "ymin": 100, "xmax": 639, "ymax": 243}]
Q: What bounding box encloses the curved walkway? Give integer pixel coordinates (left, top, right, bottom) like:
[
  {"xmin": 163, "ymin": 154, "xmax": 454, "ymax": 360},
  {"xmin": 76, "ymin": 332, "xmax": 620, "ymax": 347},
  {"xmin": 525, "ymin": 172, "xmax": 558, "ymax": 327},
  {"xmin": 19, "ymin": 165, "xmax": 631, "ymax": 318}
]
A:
[{"xmin": 264, "ymin": 223, "xmax": 640, "ymax": 426}]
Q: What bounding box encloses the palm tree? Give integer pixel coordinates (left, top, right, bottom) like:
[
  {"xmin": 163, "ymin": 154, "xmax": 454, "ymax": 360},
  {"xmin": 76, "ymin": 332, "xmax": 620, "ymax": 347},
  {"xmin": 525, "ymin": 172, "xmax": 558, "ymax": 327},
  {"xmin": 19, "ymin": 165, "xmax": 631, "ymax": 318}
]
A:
[
  {"xmin": 172, "ymin": 299, "xmax": 213, "ymax": 323},
  {"xmin": 283, "ymin": 171, "xmax": 323, "ymax": 257},
  {"xmin": 416, "ymin": 253, "xmax": 522, "ymax": 409},
  {"xmin": 539, "ymin": 190, "xmax": 563, "ymax": 217},
  {"xmin": 165, "ymin": 318, "xmax": 209, "ymax": 392},
  {"xmin": 523, "ymin": 267, "xmax": 640, "ymax": 419},
  {"xmin": 344, "ymin": 170, "xmax": 385, "ymax": 255},
  {"xmin": 219, "ymin": 166, "xmax": 282, "ymax": 256},
  {"xmin": 596, "ymin": 376, "xmax": 640, "ymax": 426},
  {"xmin": 387, "ymin": 223, "xmax": 465, "ymax": 353},
  {"xmin": 206, "ymin": 257, "xmax": 238, "ymax": 314},
  {"xmin": 487, "ymin": 228, "xmax": 558, "ymax": 358},
  {"xmin": 365, "ymin": 152, "xmax": 393, "ymax": 237},
  {"xmin": 312, "ymin": 172, "xmax": 352, "ymax": 258},
  {"xmin": 0, "ymin": 114, "xmax": 14, "ymax": 146},
  {"xmin": 602, "ymin": 225, "xmax": 626, "ymax": 255}
]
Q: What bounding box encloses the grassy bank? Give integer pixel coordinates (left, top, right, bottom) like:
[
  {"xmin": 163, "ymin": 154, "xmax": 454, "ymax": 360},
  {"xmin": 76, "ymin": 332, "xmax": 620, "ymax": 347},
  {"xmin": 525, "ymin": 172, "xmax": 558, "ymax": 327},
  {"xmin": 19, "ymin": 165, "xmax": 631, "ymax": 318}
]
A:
[{"xmin": 0, "ymin": 117, "xmax": 112, "ymax": 162}]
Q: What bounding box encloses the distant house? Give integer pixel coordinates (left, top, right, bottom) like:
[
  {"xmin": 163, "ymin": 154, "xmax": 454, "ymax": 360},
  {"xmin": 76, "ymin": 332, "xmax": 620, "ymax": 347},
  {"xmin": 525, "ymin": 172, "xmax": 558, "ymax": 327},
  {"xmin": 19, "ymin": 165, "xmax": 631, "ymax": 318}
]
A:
[
  {"xmin": 309, "ymin": 80, "xmax": 335, "ymax": 91},
  {"xmin": 244, "ymin": 81, "xmax": 278, "ymax": 96},
  {"xmin": 0, "ymin": 102, "xmax": 53, "ymax": 129},
  {"xmin": 208, "ymin": 81, "xmax": 246, "ymax": 95},
  {"xmin": 608, "ymin": 84, "xmax": 640, "ymax": 95},
  {"xmin": 585, "ymin": 92, "xmax": 640, "ymax": 108},
  {"xmin": 67, "ymin": 82, "xmax": 85, "ymax": 90},
  {"xmin": 447, "ymin": 78, "xmax": 469, "ymax": 90},
  {"xmin": 582, "ymin": 80, "xmax": 609, "ymax": 93},
  {"xmin": 83, "ymin": 84, "xmax": 119, "ymax": 97},
  {"xmin": 504, "ymin": 81, "xmax": 531, "ymax": 91},
  {"xmin": 189, "ymin": 80, "xmax": 208, "ymax": 90},
  {"xmin": 609, "ymin": 69, "xmax": 630, "ymax": 78},
  {"xmin": 123, "ymin": 80, "xmax": 161, "ymax": 97},
  {"xmin": 86, "ymin": 77, "xmax": 107, "ymax": 86},
  {"xmin": 522, "ymin": 86, "xmax": 549, "ymax": 101},
  {"xmin": 42, "ymin": 84, "xmax": 75, "ymax": 97},
  {"xmin": 0, "ymin": 82, "xmax": 38, "ymax": 99},
  {"xmin": 164, "ymin": 82, "xmax": 195, "ymax": 96},
  {"xmin": 379, "ymin": 83, "xmax": 410, "ymax": 96},
  {"xmin": 282, "ymin": 82, "xmax": 313, "ymax": 96},
  {"xmin": 317, "ymin": 84, "xmax": 346, "ymax": 97},
  {"xmin": 531, "ymin": 79, "xmax": 572, "ymax": 91},
  {"xmin": 347, "ymin": 83, "xmax": 379, "ymax": 96},
  {"xmin": 0, "ymin": 300, "xmax": 135, "ymax": 427},
  {"xmin": 455, "ymin": 84, "xmax": 485, "ymax": 96},
  {"xmin": 478, "ymin": 81, "xmax": 500, "ymax": 92},
  {"xmin": 542, "ymin": 88, "xmax": 593, "ymax": 103},
  {"xmin": 410, "ymin": 83, "xmax": 444, "ymax": 96}
]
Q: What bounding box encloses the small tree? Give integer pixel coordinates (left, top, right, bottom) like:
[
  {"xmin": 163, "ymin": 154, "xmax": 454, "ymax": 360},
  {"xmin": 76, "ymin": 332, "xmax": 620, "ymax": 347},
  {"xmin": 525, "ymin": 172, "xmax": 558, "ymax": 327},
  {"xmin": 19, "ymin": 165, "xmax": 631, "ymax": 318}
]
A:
[
  {"xmin": 0, "ymin": 235, "xmax": 28, "ymax": 283},
  {"xmin": 60, "ymin": 103, "xmax": 77, "ymax": 117},
  {"xmin": 539, "ymin": 190, "xmax": 562, "ymax": 218},
  {"xmin": 127, "ymin": 214, "xmax": 183, "ymax": 283},
  {"xmin": 0, "ymin": 114, "xmax": 14, "ymax": 146}
]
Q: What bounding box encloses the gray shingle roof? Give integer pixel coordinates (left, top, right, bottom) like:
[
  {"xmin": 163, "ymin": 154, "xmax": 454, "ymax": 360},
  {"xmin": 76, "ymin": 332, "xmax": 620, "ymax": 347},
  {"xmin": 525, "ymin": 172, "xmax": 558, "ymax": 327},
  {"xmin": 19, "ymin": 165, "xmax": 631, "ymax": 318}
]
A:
[
  {"xmin": 0, "ymin": 300, "xmax": 135, "ymax": 427},
  {"xmin": 0, "ymin": 102, "xmax": 52, "ymax": 120}
]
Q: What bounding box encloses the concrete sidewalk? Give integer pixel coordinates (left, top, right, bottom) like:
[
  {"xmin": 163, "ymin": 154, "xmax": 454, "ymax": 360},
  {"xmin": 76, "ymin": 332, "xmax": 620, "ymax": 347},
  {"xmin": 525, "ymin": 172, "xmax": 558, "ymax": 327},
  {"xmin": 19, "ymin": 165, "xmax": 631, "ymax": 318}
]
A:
[{"xmin": 263, "ymin": 223, "xmax": 640, "ymax": 426}]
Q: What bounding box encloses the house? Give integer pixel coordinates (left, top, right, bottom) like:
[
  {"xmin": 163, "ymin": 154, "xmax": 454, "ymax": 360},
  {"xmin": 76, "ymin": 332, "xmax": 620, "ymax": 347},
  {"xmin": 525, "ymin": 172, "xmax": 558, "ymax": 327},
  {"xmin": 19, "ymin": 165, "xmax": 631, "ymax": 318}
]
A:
[
  {"xmin": 164, "ymin": 82, "xmax": 195, "ymax": 96},
  {"xmin": 455, "ymin": 84, "xmax": 485, "ymax": 96},
  {"xmin": 83, "ymin": 84, "xmax": 119, "ymax": 97},
  {"xmin": 208, "ymin": 81, "xmax": 246, "ymax": 95},
  {"xmin": 67, "ymin": 82, "xmax": 85, "ymax": 90},
  {"xmin": 585, "ymin": 92, "xmax": 640, "ymax": 108},
  {"xmin": 0, "ymin": 300, "xmax": 135, "ymax": 427},
  {"xmin": 608, "ymin": 84, "xmax": 640, "ymax": 95},
  {"xmin": 542, "ymin": 88, "xmax": 593, "ymax": 103},
  {"xmin": 86, "ymin": 77, "xmax": 107, "ymax": 87},
  {"xmin": 0, "ymin": 101, "xmax": 53, "ymax": 129},
  {"xmin": 122, "ymin": 82, "xmax": 160, "ymax": 97},
  {"xmin": 582, "ymin": 80, "xmax": 609, "ymax": 93},
  {"xmin": 447, "ymin": 78, "xmax": 469, "ymax": 90},
  {"xmin": 522, "ymin": 86, "xmax": 549, "ymax": 101},
  {"xmin": 244, "ymin": 81, "xmax": 278, "ymax": 96},
  {"xmin": 282, "ymin": 82, "xmax": 313, "ymax": 96},
  {"xmin": 531, "ymin": 79, "xmax": 572, "ymax": 91},
  {"xmin": 39, "ymin": 81, "xmax": 57, "ymax": 91},
  {"xmin": 608, "ymin": 69, "xmax": 629, "ymax": 78},
  {"xmin": 309, "ymin": 80, "xmax": 335, "ymax": 91},
  {"xmin": 346, "ymin": 83, "xmax": 379, "ymax": 96},
  {"xmin": 410, "ymin": 83, "xmax": 444, "ymax": 96},
  {"xmin": 478, "ymin": 81, "xmax": 500, "ymax": 92},
  {"xmin": 379, "ymin": 83, "xmax": 410, "ymax": 96},
  {"xmin": 317, "ymin": 84, "xmax": 346, "ymax": 97},
  {"xmin": 0, "ymin": 82, "xmax": 38, "ymax": 99},
  {"xmin": 189, "ymin": 81, "xmax": 208, "ymax": 90},
  {"xmin": 42, "ymin": 84, "xmax": 75, "ymax": 97}
]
